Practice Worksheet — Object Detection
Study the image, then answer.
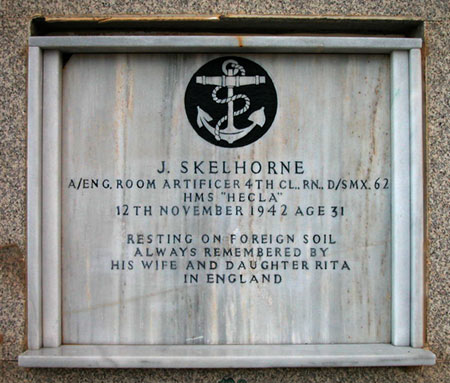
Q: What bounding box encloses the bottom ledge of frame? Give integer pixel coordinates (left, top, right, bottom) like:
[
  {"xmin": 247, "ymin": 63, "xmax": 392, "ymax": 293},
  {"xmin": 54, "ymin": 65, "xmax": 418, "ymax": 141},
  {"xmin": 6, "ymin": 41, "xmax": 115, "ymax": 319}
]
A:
[{"xmin": 19, "ymin": 344, "xmax": 436, "ymax": 368}]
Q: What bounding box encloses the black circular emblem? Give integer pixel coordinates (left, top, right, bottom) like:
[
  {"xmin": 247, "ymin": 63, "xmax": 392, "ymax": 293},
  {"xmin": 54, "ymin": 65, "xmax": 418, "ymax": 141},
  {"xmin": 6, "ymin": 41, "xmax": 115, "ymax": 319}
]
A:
[{"xmin": 185, "ymin": 56, "xmax": 277, "ymax": 148}]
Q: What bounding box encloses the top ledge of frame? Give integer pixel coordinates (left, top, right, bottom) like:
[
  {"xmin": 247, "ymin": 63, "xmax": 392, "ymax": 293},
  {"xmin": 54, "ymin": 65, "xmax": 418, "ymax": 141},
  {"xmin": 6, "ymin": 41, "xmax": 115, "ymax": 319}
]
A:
[{"xmin": 28, "ymin": 35, "xmax": 422, "ymax": 53}]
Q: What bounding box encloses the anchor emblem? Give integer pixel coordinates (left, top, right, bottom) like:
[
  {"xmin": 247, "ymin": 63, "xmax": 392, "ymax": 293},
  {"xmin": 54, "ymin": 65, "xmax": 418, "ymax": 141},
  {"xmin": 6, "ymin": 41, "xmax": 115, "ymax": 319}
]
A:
[
  {"xmin": 185, "ymin": 56, "xmax": 277, "ymax": 147},
  {"xmin": 195, "ymin": 59, "xmax": 267, "ymax": 144}
]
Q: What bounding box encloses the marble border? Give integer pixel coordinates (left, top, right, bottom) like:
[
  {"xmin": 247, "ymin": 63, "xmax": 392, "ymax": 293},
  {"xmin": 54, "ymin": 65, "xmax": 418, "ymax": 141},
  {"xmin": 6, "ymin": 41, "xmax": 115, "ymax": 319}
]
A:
[
  {"xmin": 26, "ymin": 46, "xmax": 43, "ymax": 351},
  {"xmin": 22, "ymin": 35, "xmax": 433, "ymax": 368},
  {"xmin": 28, "ymin": 35, "xmax": 422, "ymax": 53},
  {"xmin": 42, "ymin": 50, "xmax": 62, "ymax": 349},
  {"xmin": 19, "ymin": 344, "xmax": 435, "ymax": 368},
  {"xmin": 391, "ymin": 51, "xmax": 411, "ymax": 346},
  {"xmin": 409, "ymin": 49, "xmax": 425, "ymax": 348}
]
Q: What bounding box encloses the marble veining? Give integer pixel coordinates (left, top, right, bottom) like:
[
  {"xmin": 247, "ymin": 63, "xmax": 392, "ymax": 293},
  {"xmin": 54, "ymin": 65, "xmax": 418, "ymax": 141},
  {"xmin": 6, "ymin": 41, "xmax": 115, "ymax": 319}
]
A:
[{"xmin": 61, "ymin": 53, "xmax": 391, "ymax": 345}]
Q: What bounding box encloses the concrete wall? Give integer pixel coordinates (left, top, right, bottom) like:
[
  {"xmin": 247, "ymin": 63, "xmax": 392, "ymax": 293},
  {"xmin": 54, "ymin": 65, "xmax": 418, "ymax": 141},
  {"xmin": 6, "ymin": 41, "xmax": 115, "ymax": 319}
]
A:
[{"xmin": 1, "ymin": 1, "xmax": 448, "ymax": 382}]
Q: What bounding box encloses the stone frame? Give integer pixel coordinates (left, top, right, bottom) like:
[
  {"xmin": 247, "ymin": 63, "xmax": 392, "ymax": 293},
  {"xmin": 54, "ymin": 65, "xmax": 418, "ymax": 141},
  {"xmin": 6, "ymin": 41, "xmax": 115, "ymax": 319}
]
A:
[{"xmin": 19, "ymin": 35, "xmax": 435, "ymax": 368}]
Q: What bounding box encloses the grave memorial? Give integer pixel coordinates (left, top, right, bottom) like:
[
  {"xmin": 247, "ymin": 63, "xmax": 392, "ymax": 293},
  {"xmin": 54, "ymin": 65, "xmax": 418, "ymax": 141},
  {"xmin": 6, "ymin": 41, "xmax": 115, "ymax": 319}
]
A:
[{"xmin": 19, "ymin": 33, "xmax": 435, "ymax": 368}]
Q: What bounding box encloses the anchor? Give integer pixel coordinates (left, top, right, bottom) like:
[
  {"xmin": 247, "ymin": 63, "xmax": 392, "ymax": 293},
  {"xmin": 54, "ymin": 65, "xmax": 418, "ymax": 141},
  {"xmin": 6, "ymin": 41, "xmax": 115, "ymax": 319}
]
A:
[{"xmin": 195, "ymin": 59, "xmax": 267, "ymax": 144}]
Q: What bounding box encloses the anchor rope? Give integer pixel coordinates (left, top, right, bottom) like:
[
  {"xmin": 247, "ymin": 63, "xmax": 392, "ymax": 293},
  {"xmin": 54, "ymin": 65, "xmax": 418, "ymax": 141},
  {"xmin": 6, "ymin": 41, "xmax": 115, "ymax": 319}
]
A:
[{"xmin": 211, "ymin": 62, "xmax": 250, "ymax": 141}]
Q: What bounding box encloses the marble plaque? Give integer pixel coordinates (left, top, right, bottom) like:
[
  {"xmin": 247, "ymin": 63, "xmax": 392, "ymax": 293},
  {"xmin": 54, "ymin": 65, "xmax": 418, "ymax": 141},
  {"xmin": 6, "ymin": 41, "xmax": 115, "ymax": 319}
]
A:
[{"xmin": 61, "ymin": 53, "xmax": 391, "ymax": 346}]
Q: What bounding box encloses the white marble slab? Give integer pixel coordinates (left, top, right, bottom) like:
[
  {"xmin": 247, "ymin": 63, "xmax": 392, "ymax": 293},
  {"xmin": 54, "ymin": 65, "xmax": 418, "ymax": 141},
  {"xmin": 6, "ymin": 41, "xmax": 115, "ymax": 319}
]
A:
[
  {"xmin": 19, "ymin": 344, "xmax": 435, "ymax": 368},
  {"xmin": 61, "ymin": 53, "xmax": 392, "ymax": 346}
]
